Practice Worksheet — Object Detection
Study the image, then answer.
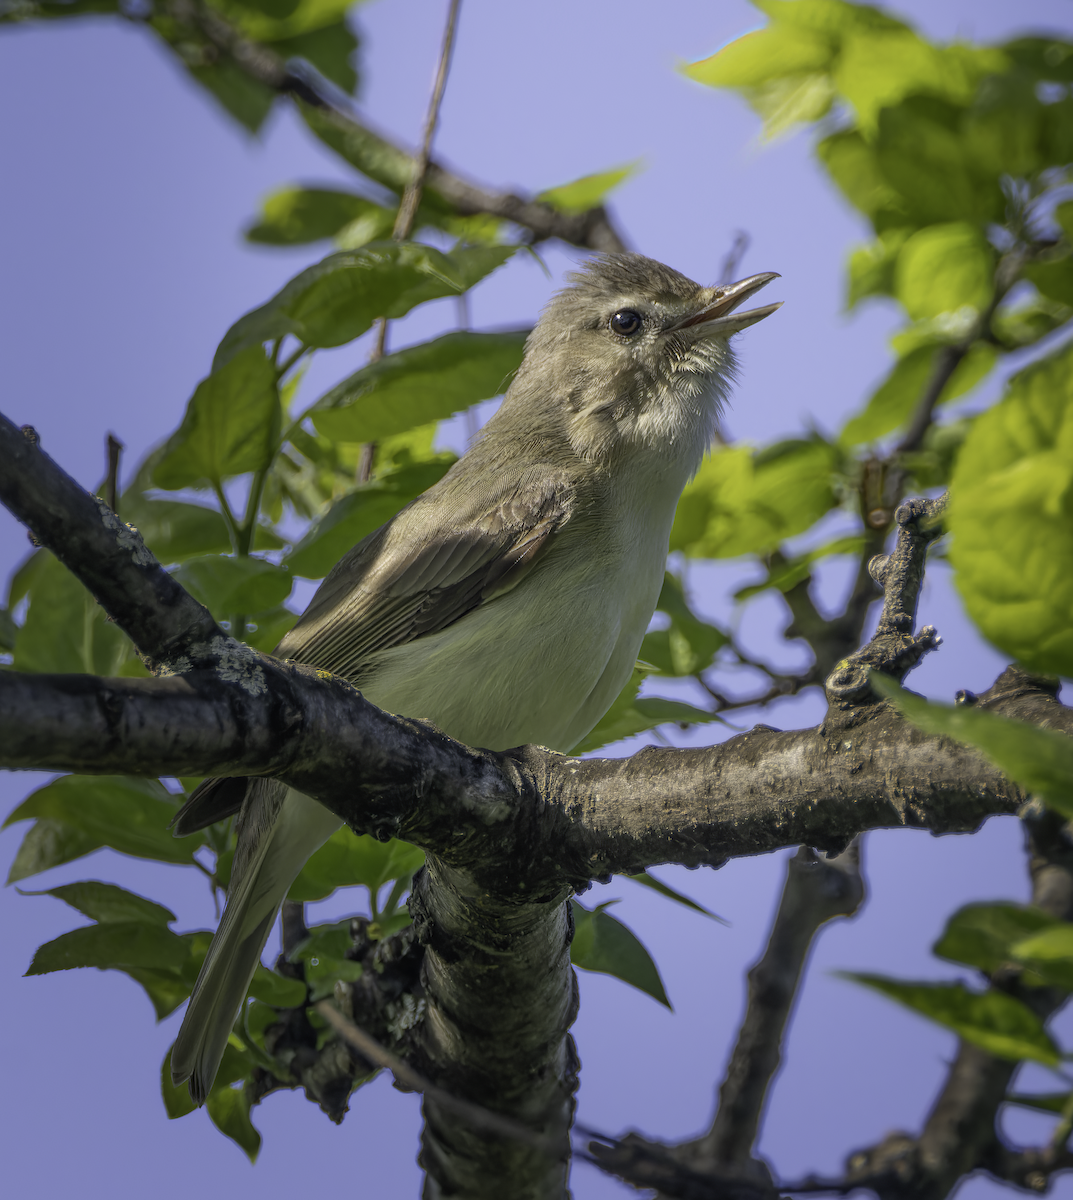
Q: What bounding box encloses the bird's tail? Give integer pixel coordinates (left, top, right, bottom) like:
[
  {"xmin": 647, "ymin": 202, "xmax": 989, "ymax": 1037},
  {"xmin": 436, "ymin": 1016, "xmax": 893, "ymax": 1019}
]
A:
[{"xmin": 170, "ymin": 781, "xmax": 341, "ymax": 1104}]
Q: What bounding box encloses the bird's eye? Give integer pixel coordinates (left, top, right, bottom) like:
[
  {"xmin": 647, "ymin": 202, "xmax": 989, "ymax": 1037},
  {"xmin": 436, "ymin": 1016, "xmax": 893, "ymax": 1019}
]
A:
[{"xmin": 609, "ymin": 309, "xmax": 643, "ymax": 337}]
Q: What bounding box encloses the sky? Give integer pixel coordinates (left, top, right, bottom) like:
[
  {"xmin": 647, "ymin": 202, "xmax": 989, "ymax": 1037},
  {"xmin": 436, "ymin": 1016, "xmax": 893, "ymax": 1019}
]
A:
[{"xmin": 1, "ymin": 1, "xmax": 1072, "ymax": 1197}]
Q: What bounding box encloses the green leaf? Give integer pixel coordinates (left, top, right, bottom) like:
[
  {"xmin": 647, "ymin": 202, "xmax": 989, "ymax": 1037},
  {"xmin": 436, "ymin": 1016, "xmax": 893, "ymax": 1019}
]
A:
[
  {"xmin": 818, "ymin": 129, "xmax": 908, "ymax": 229},
  {"xmin": 127, "ymin": 966, "xmax": 195, "ymax": 1020},
  {"xmin": 272, "ymin": 20, "xmax": 358, "ymax": 94},
  {"xmin": 872, "ymin": 676, "xmax": 1073, "ymax": 820},
  {"xmin": 184, "ymin": 58, "xmax": 276, "ymax": 134},
  {"xmin": 1006, "ymin": 1091, "xmax": 1073, "ymax": 1116},
  {"xmin": 248, "ymin": 965, "xmax": 307, "ymax": 1008},
  {"xmin": 12, "ymin": 551, "xmax": 141, "ymax": 676},
  {"xmin": 26, "ymin": 921, "xmax": 191, "ymax": 975},
  {"xmin": 299, "ymin": 103, "xmax": 414, "ymax": 191},
  {"xmin": 3, "ymin": 776, "xmax": 202, "ymax": 880},
  {"xmin": 171, "ymin": 555, "xmax": 293, "ymax": 620},
  {"xmin": 839, "ymin": 341, "xmax": 996, "ymax": 447},
  {"xmin": 213, "ymin": 243, "xmax": 513, "ymax": 367},
  {"xmin": 289, "ymin": 919, "xmax": 364, "ymax": 1000},
  {"xmin": 991, "ymin": 294, "xmax": 1073, "ymax": 351},
  {"xmin": 842, "ymin": 973, "xmax": 1060, "ymax": 1065},
  {"xmin": 20, "ymin": 881, "xmax": 176, "ymax": 927},
  {"xmin": 640, "ymin": 572, "xmax": 728, "ymax": 676},
  {"xmin": 536, "ymin": 162, "xmax": 641, "ymax": 215},
  {"xmin": 570, "ymin": 900, "xmax": 670, "ymax": 1008},
  {"xmin": 311, "ymin": 329, "xmax": 528, "ymax": 443},
  {"xmin": 934, "ymin": 902, "xmax": 1060, "ymax": 975},
  {"xmin": 117, "ymin": 497, "xmax": 235, "ymax": 563},
  {"xmin": 4, "ymin": 820, "xmax": 103, "ymax": 884},
  {"xmin": 734, "ymin": 535, "xmax": 867, "ymax": 601},
  {"xmin": 894, "ymin": 223, "xmax": 995, "ymax": 321},
  {"xmin": 570, "ymin": 667, "xmax": 720, "ymax": 754},
  {"xmin": 162, "ymin": 1046, "xmax": 198, "ymax": 1120},
  {"xmin": 1010, "ymin": 926, "xmax": 1073, "ymax": 990},
  {"xmin": 245, "ymin": 187, "xmax": 383, "ymax": 245},
  {"xmin": 684, "ymin": 21, "xmax": 835, "ymax": 90},
  {"xmin": 242, "ymin": 604, "xmax": 300, "ymax": 652},
  {"xmin": 153, "ymin": 346, "xmax": 280, "ymax": 490},
  {"xmin": 846, "ymin": 228, "xmax": 911, "ymax": 308},
  {"xmin": 947, "ymin": 339, "xmax": 1073, "ymax": 677},
  {"xmin": 206, "ymin": 1083, "xmax": 261, "ymax": 1162},
  {"xmin": 874, "ymin": 96, "xmax": 1006, "ymax": 226},
  {"xmin": 283, "ymin": 457, "xmax": 455, "ymax": 579},
  {"xmin": 624, "ymin": 872, "xmax": 726, "ymax": 923},
  {"xmin": 288, "ymin": 827, "xmax": 424, "ymax": 902},
  {"xmin": 671, "ymin": 438, "xmax": 839, "ymax": 559},
  {"xmin": 1025, "ymin": 255, "xmax": 1073, "ymax": 310}
]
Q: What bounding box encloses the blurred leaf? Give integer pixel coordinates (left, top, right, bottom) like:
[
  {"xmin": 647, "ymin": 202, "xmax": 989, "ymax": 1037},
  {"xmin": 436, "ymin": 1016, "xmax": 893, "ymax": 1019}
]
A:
[
  {"xmin": 625, "ymin": 872, "xmax": 726, "ymax": 923},
  {"xmin": 1010, "ymin": 926, "xmax": 1073, "ymax": 989},
  {"xmin": 211, "ymin": 0, "xmax": 353, "ymax": 41},
  {"xmin": 895, "ymin": 222, "xmax": 995, "ymax": 321},
  {"xmin": 846, "ymin": 228, "xmax": 911, "ymax": 308},
  {"xmin": 3, "ymin": 776, "xmax": 201, "ymax": 880},
  {"xmin": 126, "ymin": 966, "xmax": 195, "ymax": 1020},
  {"xmin": 283, "ymin": 457, "xmax": 454, "ymax": 579},
  {"xmin": 537, "ymin": 162, "xmax": 640, "ymax": 215},
  {"xmin": 248, "ymin": 964, "xmax": 307, "ymax": 1008},
  {"xmin": 839, "ymin": 340, "xmax": 996, "ymax": 448},
  {"xmin": 20, "ymin": 881, "xmax": 176, "ymax": 927},
  {"xmin": 684, "ymin": 21, "xmax": 835, "ymax": 89},
  {"xmin": 242, "ymin": 604, "xmax": 300, "ymax": 652},
  {"xmin": 117, "ymin": 497, "xmax": 235, "ymax": 562},
  {"xmin": 671, "ymin": 438, "xmax": 839, "ymax": 559},
  {"xmin": 312, "ymin": 329, "xmax": 528, "ymax": 443},
  {"xmin": 12, "ymin": 551, "xmax": 141, "ymax": 676},
  {"xmin": 570, "ymin": 900, "xmax": 670, "ymax": 1008},
  {"xmin": 171, "ymin": 554, "xmax": 293, "ymax": 619},
  {"xmin": 875, "ymin": 96, "xmax": 1006, "ymax": 226},
  {"xmin": 734, "ymin": 534, "xmax": 866, "ymax": 601},
  {"xmin": 990, "ymin": 294, "xmax": 1073, "ymax": 351},
  {"xmin": 934, "ymin": 902, "xmax": 1060, "ymax": 975},
  {"xmin": 289, "ymin": 827, "xmax": 424, "ymax": 902},
  {"xmin": 188, "ymin": 61, "xmax": 273, "ymax": 132},
  {"xmin": 1006, "ymin": 1091, "xmax": 1073, "ymax": 1116},
  {"xmin": 1025, "ymin": 255, "xmax": 1073, "ymax": 309},
  {"xmin": 571, "ymin": 667, "xmax": 720, "ymax": 754},
  {"xmin": 206, "ymin": 1083, "xmax": 261, "ymax": 1162},
  {"xmin": 153, "ymin": 347, "xmax": 280, "ymax": 490},
  {"xmin": 842, "ymin": 972, "xmax": 1060, "ymax": 1065},
  {"xmin": 818, "ymin": 129, "xmax": 908, "ymax": 230},
  {"xmin": 273, "ymin": 20, "xmax": 358, "ymax": 93},
  {"xmin": 289, "ymin": 918, "xmax": 363, "ymax": 1000},
  {"xmin": 0, "ymin": 603, "xmax": 17, "ymax": 651},
  {"xmin": 245, "ymin": 187, "xmax": 381, "ymax": 245},
  {"xmin": 298, "ymin": 103, "xmax": 414, "ymax": 190},
  {"xmin": 213, "ymin": 242, "xmax": 513, "ymax": 367},
  {"xmin": 948, "ymin": 339, "xmax": 1073, "ymax": 677},
  {"xmin": 26, "ymin": 921, "xmax": 191, "ymax": 974},
  {"xmin": 640, "ymin": 572, "xmax": 728, "ymax": 676},
  {"xmin": 900, "ymin": 416, "xmax": 975, "ymax": 490},
  {"xmin": 872, "ymin": 676, "xmax": 1073, "ymax": 820}
]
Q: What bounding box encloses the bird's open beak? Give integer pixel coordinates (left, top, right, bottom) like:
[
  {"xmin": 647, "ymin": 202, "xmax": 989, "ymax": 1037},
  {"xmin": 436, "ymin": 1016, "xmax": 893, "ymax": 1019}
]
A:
[{"xmin": 670, "ymin": 272, "xmax": 782, "ymax": 339}]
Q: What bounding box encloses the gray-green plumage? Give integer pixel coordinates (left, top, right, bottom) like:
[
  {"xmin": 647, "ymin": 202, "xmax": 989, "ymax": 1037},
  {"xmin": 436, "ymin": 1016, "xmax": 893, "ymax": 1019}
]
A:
[{"xmin": 169, "ymin": 253, "xmax": 781, "ymax": 1102}]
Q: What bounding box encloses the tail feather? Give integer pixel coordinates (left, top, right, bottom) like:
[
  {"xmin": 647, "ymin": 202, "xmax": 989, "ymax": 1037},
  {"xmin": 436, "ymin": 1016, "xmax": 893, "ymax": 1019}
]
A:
[{"xmin": 171, "ymin": 782, "xmax": 341, "ymax": 1103}]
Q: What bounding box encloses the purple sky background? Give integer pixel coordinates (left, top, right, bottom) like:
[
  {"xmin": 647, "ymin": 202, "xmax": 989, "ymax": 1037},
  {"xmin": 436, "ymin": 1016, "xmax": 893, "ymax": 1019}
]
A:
[{"xmin": 2, "ymin": 1, "xmax": 1073, "ymax": 1196}]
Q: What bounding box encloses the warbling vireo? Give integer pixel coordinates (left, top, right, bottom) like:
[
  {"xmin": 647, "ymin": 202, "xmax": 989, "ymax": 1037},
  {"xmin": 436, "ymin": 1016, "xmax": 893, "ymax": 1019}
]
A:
[{"xmin": 169, "ymin": 253, "xmax": 780, "ymax": 1102}]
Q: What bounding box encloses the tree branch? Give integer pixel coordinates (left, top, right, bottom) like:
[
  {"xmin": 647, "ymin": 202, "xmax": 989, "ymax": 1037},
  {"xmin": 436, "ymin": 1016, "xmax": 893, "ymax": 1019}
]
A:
[{"xmin": 154, "ymin": 0, "xmax": 628, "ymax": 254}]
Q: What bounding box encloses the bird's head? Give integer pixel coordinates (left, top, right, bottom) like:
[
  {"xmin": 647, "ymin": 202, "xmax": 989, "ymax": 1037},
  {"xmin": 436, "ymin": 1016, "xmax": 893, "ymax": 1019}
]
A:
[{"xmin": 507, "ymin": 253, "xmax": 781, "ymax": 468}]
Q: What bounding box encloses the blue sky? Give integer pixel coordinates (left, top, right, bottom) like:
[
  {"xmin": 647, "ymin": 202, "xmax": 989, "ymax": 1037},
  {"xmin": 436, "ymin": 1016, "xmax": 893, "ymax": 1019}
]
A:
[{"xmin": 2, "ymin": 2, "xmax": 1072, "ymax": 1196}]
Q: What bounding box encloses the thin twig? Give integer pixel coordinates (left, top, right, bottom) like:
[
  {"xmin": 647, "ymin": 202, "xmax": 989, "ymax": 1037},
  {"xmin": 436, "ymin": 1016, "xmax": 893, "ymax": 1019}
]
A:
[
  {"xmin": 105, "ymin": 433, "xmax": 123, "ymax": 516},
  {"xmin": 393, "ymin": 0, "xmax": 462, "ymax": 242},
  {"xmin": 312, "ymin": 1000, "xmax": 561, "ymax": 1156},
  {"xmin": 719, "ymin": 231, "xmax": 750, "ymax": 285}
]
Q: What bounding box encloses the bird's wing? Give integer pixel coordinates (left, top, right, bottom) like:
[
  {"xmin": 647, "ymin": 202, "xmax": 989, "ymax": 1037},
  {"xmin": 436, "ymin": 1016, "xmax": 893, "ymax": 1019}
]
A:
[
  {"xmin": 172, "ymin": 467, "xmax": 575, "ymax": 835},
  {"xmin": 278, "ymin": 468, "xmax": 575, "ymax": 679}
]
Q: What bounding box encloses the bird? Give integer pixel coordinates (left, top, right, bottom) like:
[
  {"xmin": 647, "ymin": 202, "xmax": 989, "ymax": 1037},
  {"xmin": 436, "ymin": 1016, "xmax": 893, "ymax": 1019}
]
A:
[{"xmin": 169, "ymin": 252, "xmax": 781, "ymax": 1102}]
